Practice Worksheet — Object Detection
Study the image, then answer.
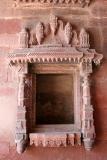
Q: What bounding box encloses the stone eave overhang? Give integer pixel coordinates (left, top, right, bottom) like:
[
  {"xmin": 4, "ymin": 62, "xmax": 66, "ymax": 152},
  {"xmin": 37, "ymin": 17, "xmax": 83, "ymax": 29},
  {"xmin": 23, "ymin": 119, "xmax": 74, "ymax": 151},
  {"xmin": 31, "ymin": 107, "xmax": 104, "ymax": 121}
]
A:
[{"xmin": 8, "ymin": 47, "xmax": 103, "ymax": 65}]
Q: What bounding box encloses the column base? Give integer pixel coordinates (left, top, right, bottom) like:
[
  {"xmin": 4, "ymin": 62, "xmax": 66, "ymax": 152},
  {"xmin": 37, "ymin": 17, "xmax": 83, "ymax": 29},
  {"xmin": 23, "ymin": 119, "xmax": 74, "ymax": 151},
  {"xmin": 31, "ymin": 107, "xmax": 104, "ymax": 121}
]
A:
[{"xmin": 83, "ymin": 138, "xmax": 94, "ymax": 151}]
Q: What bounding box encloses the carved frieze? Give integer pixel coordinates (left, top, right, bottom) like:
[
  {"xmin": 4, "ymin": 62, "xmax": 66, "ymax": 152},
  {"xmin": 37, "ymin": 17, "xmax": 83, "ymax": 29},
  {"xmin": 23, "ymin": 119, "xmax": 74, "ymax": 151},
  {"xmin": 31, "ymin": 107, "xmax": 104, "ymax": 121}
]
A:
[
  {"xmin": 19, "ymin": 15, "xmax": 91, "ymax": 49},
  {"xmin": 14, "ymin": 0, "xmax": 92, "ymax": 7}
]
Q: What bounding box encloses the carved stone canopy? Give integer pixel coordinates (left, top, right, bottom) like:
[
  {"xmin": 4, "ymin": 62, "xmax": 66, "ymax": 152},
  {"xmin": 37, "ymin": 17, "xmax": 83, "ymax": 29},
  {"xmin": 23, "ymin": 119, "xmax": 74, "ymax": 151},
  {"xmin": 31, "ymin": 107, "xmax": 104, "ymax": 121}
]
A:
[
  {"xmin": 8, "ymin": 15, "xmax": 103, "ymax": 154},
  {"xmin": 14, "ymin": 0, "xmax": 92, "ymax": 8}
]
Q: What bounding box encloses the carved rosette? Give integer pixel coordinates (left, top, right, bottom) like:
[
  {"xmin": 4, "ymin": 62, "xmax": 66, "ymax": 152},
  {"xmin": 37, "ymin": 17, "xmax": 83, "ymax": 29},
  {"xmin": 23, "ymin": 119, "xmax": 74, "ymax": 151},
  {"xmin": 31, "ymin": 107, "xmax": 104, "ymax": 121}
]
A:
[
  {"xmin": 82, "ymin": 69, "xmax": 95, "ymax": 151},
  {"xmin": 64, "ymin": 22, "xmax": 73, "ymax": 45},
  {"xmin": 36, "ymin": 22, "xmax": 44, "ymax": 45}
]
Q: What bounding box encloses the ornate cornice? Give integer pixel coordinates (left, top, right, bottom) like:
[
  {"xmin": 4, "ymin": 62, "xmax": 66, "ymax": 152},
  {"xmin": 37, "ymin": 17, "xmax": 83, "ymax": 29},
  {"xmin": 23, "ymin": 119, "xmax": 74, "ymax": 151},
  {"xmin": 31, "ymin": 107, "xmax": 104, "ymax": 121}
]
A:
[{"xmin": 8, "ymin": 47, "xmax": 103, "ymax": 65}]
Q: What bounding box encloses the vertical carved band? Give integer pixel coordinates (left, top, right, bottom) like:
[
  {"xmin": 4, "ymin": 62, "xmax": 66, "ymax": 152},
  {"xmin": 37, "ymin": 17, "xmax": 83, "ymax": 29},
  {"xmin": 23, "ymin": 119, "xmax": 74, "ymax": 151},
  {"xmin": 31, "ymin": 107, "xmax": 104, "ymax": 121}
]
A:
[
  {"xmin": 15, "ymin": 74, "xmax": 28, "ymax": 154},
  {"xmin": 82, "ymin": 73, "xmax": 95, "ymax": 151}
]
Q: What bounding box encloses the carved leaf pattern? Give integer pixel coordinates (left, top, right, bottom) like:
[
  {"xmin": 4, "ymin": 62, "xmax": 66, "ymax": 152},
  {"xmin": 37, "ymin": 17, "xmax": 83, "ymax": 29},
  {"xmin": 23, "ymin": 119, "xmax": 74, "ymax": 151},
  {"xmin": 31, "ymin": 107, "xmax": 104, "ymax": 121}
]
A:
[{"xmin": 36, "ymin": 22, "xmax": 44, "ymax": 45}]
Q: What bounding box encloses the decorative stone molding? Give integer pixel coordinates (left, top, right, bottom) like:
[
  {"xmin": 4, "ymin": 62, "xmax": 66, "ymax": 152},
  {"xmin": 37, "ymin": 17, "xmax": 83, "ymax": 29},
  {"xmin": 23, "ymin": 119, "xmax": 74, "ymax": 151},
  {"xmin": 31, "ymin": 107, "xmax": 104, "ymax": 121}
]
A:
[
  {"xmin": 30, "ymin": 133, "xmax": 81, "ymax": 147},
  {"xmin": 8, "ymin": 15, "xmax": 103, "ymax": 154},
  {"xmin": 14, "ymin": 0, "xmax": 92, "ymax": 7},
  {"xmin": 8, "ymin": 48, "xmax": 102, "ymax": 65}
]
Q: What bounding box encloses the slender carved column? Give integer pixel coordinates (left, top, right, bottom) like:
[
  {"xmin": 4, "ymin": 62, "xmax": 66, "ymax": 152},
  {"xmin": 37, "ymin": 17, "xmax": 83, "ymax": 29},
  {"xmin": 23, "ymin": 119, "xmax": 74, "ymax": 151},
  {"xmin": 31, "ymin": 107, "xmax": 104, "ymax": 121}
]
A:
[
  {"xmin": 82, "ymin": 72, "xmax": 95, "ymax": 151},
  {"xmin": 15, "ymin": 73, "xmax": 28, "ymax": 154}
]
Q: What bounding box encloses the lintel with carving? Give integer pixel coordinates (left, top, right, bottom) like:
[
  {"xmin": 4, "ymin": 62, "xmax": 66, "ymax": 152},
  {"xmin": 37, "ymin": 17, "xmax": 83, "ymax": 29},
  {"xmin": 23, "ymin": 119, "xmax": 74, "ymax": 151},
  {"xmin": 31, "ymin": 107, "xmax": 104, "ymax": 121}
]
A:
[{"xmin": 8, "ymin": 14, "xmax": 103, "ymax": 154}]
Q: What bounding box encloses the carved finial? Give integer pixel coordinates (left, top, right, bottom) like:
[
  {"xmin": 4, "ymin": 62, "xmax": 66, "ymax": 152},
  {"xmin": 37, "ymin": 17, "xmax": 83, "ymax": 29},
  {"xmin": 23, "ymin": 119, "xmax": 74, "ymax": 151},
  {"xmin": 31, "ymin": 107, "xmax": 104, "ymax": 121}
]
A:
[
  {"xmin": 36, "ymin": 22, "xmax": 44, "ymax": 45},
  {"xmin": 50, "ymin": 14, "xmax": 58, "ymax": 35},
  {"xmin": 79, "ymin": 28, "xmax": 90, "ymax": 48},
  {"xmin": 19, "ymin": 28, "xmax": 28, "ymax": 48},
  {"xmin": 72, "ymin": 30, "xmax": 78, "ymax": 46},
  {"xmin": 64, "ymin": 22, "xmax": 73, "ymax": 45},
  {"xmin": 30, "ymin": 29, "xmax": 37, "ymax": 46}
]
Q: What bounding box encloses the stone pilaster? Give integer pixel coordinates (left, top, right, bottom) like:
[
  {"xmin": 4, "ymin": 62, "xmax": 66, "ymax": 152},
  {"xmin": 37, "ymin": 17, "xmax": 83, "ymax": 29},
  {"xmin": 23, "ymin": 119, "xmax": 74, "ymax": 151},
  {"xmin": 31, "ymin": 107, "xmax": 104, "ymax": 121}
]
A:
[{"xmin": 82, "ymin": 72, "xmax": 95, "ymax": 151}]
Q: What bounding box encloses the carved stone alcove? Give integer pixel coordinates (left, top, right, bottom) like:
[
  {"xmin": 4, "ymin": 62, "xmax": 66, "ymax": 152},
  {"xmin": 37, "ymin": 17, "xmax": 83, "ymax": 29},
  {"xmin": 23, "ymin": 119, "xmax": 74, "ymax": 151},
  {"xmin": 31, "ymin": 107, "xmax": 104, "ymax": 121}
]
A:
[{"xmin": 8, "ymin": 14, "xmax": 103, "ymax": 154}]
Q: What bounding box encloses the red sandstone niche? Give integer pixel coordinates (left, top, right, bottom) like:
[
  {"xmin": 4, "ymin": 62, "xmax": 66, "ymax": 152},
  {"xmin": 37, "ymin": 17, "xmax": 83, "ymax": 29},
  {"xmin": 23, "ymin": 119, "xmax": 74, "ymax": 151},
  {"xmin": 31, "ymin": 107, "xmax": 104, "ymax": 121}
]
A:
[{"xmin": 8, "ymin": 13, "xmax": 103, "ymax": 154}]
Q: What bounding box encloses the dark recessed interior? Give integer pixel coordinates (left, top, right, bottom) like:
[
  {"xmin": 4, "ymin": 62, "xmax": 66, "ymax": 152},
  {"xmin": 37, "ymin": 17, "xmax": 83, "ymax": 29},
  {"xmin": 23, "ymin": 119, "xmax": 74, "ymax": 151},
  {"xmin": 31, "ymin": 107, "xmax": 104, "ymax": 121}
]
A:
[{"xmin": 36, "ymin": 74, "xmax": 74, "ymax": 125}]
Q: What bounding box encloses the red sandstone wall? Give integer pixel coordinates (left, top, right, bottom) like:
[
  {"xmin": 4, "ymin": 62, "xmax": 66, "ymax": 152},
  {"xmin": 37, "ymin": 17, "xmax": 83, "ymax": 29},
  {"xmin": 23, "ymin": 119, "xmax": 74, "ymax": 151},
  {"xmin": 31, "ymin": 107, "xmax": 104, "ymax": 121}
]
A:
[{"xmin": 0, "ymin": 0, "xmax": 107, "ymax": 159}]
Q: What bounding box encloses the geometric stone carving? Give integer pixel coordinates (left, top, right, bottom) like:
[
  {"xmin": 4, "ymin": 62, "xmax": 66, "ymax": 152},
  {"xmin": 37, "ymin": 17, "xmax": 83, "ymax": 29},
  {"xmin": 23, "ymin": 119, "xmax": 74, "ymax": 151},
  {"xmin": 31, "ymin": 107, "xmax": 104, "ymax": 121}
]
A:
[{"xmin": 14, "ymin": 0, "xmax": 92, "ymax": 7}]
